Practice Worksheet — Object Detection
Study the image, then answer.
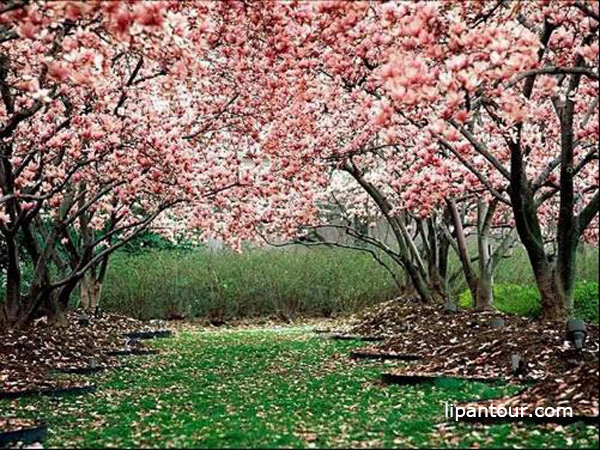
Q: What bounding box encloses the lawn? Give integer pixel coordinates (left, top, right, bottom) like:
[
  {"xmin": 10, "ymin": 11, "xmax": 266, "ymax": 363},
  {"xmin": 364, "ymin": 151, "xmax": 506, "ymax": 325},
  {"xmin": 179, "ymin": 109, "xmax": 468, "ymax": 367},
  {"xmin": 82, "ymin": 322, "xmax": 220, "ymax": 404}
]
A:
[{"xmin": 2, "ymin": 326, "xmax": 598, "ymax": 448}]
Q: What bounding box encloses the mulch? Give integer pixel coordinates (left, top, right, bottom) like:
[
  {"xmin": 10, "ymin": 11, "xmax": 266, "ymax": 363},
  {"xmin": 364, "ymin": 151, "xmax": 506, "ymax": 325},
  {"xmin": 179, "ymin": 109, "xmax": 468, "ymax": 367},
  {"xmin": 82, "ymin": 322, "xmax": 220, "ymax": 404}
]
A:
[
  {"xmin": 348, "ymin": 298, "xmax": 599, "ymax": 418},
  {"xmin": 458, "ymin": 363, "xmax": 599, "ymax": 420},
  {"xmin": 0, "ymin": 311, "xmax": 165, "ymax": 395}
]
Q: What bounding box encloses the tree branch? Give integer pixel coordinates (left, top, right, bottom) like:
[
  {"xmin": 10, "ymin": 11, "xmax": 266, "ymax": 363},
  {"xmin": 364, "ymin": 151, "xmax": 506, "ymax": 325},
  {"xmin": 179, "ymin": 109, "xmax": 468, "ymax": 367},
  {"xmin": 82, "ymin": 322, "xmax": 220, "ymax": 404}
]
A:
[
  {"xmin": 448, "ymin": 119, "xmax": 511, "ymax": 180},
  {"xmin": 183, "ymin": 93, "xmax": 240, "ymax": 140},
  {"xmin": 577, "ymin": 190, "xmax": 599, "ymax": 237},
  {"xmin": 439, "ymin": 138, "xmax": 511, "ymax": 205},
  {"xmin": 508, "ymin": 66, "xmax": 599, "ymax": 88}
]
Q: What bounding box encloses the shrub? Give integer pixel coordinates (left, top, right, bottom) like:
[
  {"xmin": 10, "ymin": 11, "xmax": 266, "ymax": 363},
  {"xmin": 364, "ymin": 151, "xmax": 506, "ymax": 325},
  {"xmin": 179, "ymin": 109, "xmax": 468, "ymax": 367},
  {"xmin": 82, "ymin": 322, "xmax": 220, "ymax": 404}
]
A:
[
  {"xmin": 100, "ymin": 247, "xmax": 400, "ymax": 320},
  {"xmin": 572, "ymin": 281, "xmax": 600, "ymax": 325}
]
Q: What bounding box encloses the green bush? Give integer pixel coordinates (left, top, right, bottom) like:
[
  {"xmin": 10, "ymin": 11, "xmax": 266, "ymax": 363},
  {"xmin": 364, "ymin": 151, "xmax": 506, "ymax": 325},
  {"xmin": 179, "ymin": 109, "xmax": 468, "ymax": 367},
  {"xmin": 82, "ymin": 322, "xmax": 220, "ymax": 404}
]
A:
[
  {"xmin": 100, "ymin": 247, "xmax": 400, "ymax": 320},
  {"xmin": 572, "ymin": 281, "xmax": 600, "ymax": 324},
  {"xmin": 459, "ymin": 281, "xmax": 599, "ymax": 324}
]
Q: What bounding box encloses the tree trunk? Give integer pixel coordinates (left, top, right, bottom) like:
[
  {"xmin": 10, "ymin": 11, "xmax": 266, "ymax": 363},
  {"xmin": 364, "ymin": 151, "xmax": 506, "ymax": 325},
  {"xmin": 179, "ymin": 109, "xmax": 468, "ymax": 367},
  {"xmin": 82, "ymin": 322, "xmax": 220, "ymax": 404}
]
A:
[
  {"xmin": 474, "ymin": 199, "xmax": 495, "ymax": 311},
  {"xmin": 403, "ymin": 260, "xmax": 435, "ymax": 303},
  {"xmin": 1, "ymin": 233, "xmax": 22, "ymax": 327},
  {"xmin": 447, "ymin": 201, "xmax": 476, "ymax": 294},
  {"xmin": 80, "ymin": 272, "xmax": 103, "ymax": 313},
  {"xmin": 474, "ymin": 272, "xmax": 493, "ymax": 311},
  {"xmin": 398, "ymin": 271, "xmax": 417, "ymax": 298},
  {"xmin": 13, "ymin": 289, "xmax": 49, "ymax": 330},
  {"xmin": 534, "ymin": 262, "xmax": 567, "ymax": 321},
  {"xmin": 343, "ymin": 164, "xmax": 450, "ymax": 305},
  {"xmin": 47, "ymin": 304, "xmax": 69, "ymax": 328},
  {"xmin": 428, "ymin": 268, "xmax": 448, "ymax": 303},
  {"xmin": 426, "ymin": 216, "xmax": 449, "ymax": 302},
  {"xmin": 438, "ymin": 227, "xmax": 450, "ymax": 294},
  {"xmin": 555, "ymin": 230, "xmax": 578, "ymax": 314}
]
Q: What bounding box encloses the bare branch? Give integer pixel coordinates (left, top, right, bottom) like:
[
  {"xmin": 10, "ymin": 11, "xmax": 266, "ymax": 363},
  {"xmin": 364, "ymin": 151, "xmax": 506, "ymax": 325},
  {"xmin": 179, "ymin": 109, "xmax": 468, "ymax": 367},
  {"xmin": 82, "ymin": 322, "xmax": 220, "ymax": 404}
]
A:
[
  {"xmin": 0, "ymin": 1, "xmax": 27, "ymax": 16},
  {"xmin": 439, "ymin": 137, "xmax": 511, "ymax": 205},
  {"xmin": 507, "ymin": 66, "xmax": 599, "ymax": 88},
  {"xmin": 536, "ymin": 148, "xmax": 599, "ymax": 206},
  {"xmin": 577, "ymin": 190, "xmax": 599, "ymax": 237},
  {"xmin": 256, "ymin": 228, "xmax": 403, "ymax": 288},
  {"xmin": 0, "ymin": 92, "xmax": 57, "ymax": 139},
  {"xmin": 113, "ymin": 56, "xmax": 144, "ymax": 116},
  {"xmin": 49, "ymin": 201, "xmax": 182, "ymax": 290},
  {"xmin": 448, "ymin": 119, "xmax": 511, "ymax": 180}
]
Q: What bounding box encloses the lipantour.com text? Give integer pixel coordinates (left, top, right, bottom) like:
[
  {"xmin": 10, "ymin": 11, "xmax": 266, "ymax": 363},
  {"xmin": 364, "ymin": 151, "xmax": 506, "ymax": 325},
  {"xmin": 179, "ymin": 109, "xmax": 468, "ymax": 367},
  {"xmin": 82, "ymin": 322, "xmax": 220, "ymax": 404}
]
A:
[{"xmin": 445, "ymin": 402, "xmax": 573, "ymax": 421}]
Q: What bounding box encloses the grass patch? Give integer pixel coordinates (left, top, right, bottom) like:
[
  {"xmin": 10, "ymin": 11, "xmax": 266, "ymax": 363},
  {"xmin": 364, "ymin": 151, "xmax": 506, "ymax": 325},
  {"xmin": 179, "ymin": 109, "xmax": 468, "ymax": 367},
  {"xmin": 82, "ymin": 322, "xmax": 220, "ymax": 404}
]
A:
[
  {"xmin": 459, "ymin": 281, "xmax": 599, "ymax": 324},
  {"xmin": 451, "ymin": 246, "xmax": 599, "ymax": 287},
  {"xmin": 1, "ymin": 328, "xmax": 597, "ymax": 448}
]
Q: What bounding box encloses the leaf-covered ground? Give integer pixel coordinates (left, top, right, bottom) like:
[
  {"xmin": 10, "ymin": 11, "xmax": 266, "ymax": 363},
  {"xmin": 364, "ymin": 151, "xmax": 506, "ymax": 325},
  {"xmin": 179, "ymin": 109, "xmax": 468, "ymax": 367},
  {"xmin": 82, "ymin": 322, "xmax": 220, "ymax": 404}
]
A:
[
  {"xmin": 1, "ymin": 326, "xmax": 598, "ymax": 448},
  {"xmin": 349, "ymin": 300, "xmax": 599, "ymax": 417}
]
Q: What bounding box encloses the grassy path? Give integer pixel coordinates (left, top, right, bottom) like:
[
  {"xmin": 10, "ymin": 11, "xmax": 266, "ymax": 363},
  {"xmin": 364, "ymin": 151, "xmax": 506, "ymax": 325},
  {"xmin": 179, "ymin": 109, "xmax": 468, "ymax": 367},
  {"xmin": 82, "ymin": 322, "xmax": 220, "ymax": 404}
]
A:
[{"xmin": 2, "ymin": 326, "xmax": 598, "ymax": 448}]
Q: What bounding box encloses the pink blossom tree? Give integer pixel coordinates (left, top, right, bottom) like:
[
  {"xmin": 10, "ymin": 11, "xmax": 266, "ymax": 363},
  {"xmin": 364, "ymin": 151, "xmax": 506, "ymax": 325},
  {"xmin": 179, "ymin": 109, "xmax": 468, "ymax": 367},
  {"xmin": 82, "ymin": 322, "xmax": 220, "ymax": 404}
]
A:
[
  {"xmin": 248, "ymin": 0, "xmax": 598, "ymax": 319},
  {"xmin": 1, "ymin": 1, "xmax": 597, "ymax": 328},
  {"xmin": 227, "ymin": 1, "xmax": 520, "ymax": 309},
  {"xmin": 0, "ymin": 1, "xmax": 255, "ymax": 327},
  {"xmin": 373, "ymin": 0, "xmax": 599, "ymax": 319}
]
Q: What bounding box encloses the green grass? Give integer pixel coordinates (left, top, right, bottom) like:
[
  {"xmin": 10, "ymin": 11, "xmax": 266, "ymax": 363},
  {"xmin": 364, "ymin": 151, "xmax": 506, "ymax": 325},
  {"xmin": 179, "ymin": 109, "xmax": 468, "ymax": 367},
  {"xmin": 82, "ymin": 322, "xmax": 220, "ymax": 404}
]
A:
[
  {"xmin": 450, "ymin": 245, "xmax": 599, "ymax": 288},
  {"xmin": 101, "ymin": 247, "xmax": 400, "ymax": 320},
  {"xmin": 2, "ymin": 328, "xmax": 597, "ymax": 448},
  {"xmin": 459, "ymin": 281, "xmax": 599, "ymax": 324}
]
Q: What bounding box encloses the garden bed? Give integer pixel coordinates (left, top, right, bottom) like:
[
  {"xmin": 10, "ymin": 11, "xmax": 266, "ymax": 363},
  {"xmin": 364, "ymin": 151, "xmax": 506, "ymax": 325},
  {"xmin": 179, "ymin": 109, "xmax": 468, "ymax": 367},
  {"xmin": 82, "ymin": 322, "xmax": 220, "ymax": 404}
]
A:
[
  {"xmin": 0, "ymin": 311, "xmax": 157, "ymax": 394},
  {"xmin": 350, "ymin": 299, "xmax": 599, "ymax": 423},
  {"xmin": 453, "ymin": 363, "xmax": 599, "ymax": 420}
]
